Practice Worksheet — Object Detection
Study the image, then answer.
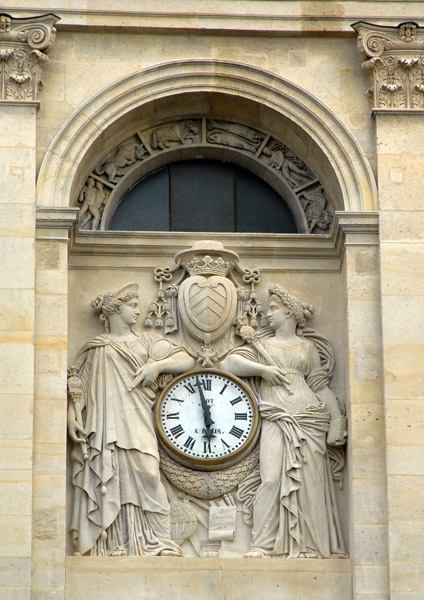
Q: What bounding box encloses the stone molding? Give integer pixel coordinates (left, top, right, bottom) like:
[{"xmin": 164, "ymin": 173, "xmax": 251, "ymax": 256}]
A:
[
  {"xmin": 7, "ymin": 4, "xmax": 424, "ymax": 35},
  {"xmin": 36, "ymin": 60, "xmax": 377, "ymax": 213},
  {"xmin": 36, "ymin": 206, "xmax": 79, "ymax": 241},
  {"xmin": 68, "ymin": 212, "xmax": 379, "ymax": 266},
  {"xmin": 0, "ymin": 12, "xmax": 58, "ymax": 101},
  {"xmin": 353, "ymin": 21, "xmax": 424, "ymax": 110}
]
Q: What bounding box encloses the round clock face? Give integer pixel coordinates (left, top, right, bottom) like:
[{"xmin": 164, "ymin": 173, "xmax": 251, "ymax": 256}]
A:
[{"xmin": 155, "ymin": 370, "xmax": 259, "ymax": 471}]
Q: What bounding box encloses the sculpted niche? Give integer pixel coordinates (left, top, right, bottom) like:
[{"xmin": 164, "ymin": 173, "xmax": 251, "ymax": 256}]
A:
[{"xmin": 68, "ymin": 242, "xmax": 347, "ymax": 558}]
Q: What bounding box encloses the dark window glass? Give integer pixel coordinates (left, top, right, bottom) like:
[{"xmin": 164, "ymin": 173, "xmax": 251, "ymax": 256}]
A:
[
  {"xmin": 236, "ymin": 167, "xmax": 297, "ymax": 233},
  {"xmin": 110, "ymin": 168, "xmax": 169, "ymax": 231},
  {"xmin": 171, "ymin": 161, "xmax": 234, "ymax": 232},
  {"xmin": 109, "ymin": 160, "xmax": 297, "ymax": 233}
]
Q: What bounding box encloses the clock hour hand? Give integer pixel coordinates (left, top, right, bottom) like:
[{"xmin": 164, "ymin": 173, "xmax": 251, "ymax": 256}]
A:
[{"xmin": 195, "ymin": 376, "xmax": 216, "ymax": 439}]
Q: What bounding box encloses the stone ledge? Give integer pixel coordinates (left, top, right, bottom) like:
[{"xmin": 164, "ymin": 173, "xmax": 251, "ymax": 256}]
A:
[
  {"xmin": 66, "ymin": 556, "xmax": 352, "ymax": 600},
  {"xmin": 66, "ymin": 555, "xmax": 352, "ymax": 572}
]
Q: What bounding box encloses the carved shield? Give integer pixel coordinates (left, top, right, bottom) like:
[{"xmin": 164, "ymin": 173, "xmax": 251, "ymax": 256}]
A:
[{"xmin": 178, "ymin": 276, "xmax": 237, "ymax": 343}]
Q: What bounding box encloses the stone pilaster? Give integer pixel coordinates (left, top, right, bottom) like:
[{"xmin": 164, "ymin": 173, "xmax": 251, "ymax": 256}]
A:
[
  {"xmin": 33, "ymin": 208, "xmax": 78, "ymax": 600},
  {"xmin": 339, "ymin": 213, "xmax": 389, "ymax": 600},
  {"xmin": 354, "ymin": 21, "xmax": 424, "ymax": 600},
  {"xmin": 0, "ymin": 12, "xmax": 58, "ymax": 600}
]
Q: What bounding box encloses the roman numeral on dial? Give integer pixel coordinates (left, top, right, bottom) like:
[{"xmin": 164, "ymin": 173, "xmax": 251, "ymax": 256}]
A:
[
  {"xmin": 230, "ymin": 396, "xmax": 242, "ymax": 406},
  {"xmin": 183, "ymin": 436, "xmax": 196, "ymax": 450},
  {"xmin": 199, "ymin": 379, "xmax": 212, "ymax": 391},
  {"xmin": 183, "ymin": 383, "xmax": 196, "ymax": 394},
  {"xmin": 235, "ymin": 413, "xmax": 247, "ymax": 420},
  {"xmin": 170, "ymin": 424, "xmax": 184, "ymax": 438},
  {"xmin": 166, "ymin": 412, "xmax": 179, "ymax": 419},
  {"xmin": 229, "ymin": 425, "xmax": 244, "ymax": 439}
]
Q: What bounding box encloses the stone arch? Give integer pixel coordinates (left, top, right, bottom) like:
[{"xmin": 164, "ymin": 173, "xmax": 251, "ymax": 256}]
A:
[{"xmin": 36, "ymin": 59, "xmax": 377, "ymax": 213}]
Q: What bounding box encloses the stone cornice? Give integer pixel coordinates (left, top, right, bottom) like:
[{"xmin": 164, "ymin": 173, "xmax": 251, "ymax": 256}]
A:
[
  {"xmin": 5, "ymin": 4, "xmax": 424, "ymax": 35},
  {"xmin": 0, "ymin": 12, "xmax": 59, "ymax": 101},
  {"xmin": 36, "ymin": 206, "xmax": 79, "ymax": 241},
  {"xmin": 352, "ymin": 21, "xmax": 424, "ymax": 110},
  {"xmin": 66, "ymin": 212, "xmax": 378, "ymax": 269}
]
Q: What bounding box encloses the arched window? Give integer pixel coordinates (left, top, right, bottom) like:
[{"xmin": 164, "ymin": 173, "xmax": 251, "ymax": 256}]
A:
[{"xmin": 109, "ymin": 160, "xmax": 298, "ymax": 233}]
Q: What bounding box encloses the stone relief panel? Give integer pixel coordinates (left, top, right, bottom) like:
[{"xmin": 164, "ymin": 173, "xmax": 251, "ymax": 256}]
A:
[
  {"xmin": 206, "ymin": 119, "xmax": 265, "ymax": 152},
  {"xmin": 0, "ymin": 13, "xmax": 58, "ymax": 101},
  {"xmin": 353, "ymin": 21, "xmax": 424, "ymax": 110},
  {"xmin": 151, "ymin": 120, "xmax": 201, "ymax": 149},
  {"xmin": 76, "ymin": 118, "xmax": 334, "ymax": 233},
  {"xmin": 68, "ymin": 241, "xmax": 347, "ymax": 558}
]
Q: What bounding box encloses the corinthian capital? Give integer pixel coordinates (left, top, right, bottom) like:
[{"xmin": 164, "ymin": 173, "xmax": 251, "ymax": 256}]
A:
[
  {"xmin": 352, "ymin": 21, "xmax": 424, "ymax": 110},
  {"xmin": 0, "ymin": 13, "xmax": 59, "ymax": 102}
]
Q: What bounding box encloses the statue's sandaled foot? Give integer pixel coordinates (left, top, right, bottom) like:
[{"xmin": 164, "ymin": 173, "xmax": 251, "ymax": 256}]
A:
[
  {"xmin": 244, "ymin": 548, "xmax": 265, "ymax": 559},
  {"xmin": 299, "ymin": 551, "xmax": 317, "ymax": 559},
  {"xmin": 108, "ymin": 547, "xmax": 127, "ymax": 557}
]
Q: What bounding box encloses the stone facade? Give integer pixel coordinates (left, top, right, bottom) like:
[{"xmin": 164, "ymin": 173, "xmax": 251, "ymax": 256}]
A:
[{"xmin": 1, "ymin": 2, "xmax": 424, "ymax": 599}]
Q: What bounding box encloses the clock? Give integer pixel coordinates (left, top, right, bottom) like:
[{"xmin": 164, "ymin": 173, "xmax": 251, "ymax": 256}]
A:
[{"xmin": 154, "ymin": 369, "xmax": 260, "ymax": 471}]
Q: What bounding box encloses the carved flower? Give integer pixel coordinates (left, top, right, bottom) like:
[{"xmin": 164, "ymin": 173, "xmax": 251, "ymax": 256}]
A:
[
  {"xmin": 382, "ymin": 83, "xmax": 402, "ymax": 92},
  {"xmin": 10, "ymin": 74, "xmax": 30, "ymax": 84},
  {"xmin": 0, "ymin": 49, "xmax": 14, "ymax": 60},
  {"xmin": 398, "ymin": 58, "xmax": 419, "ymax": 69}
]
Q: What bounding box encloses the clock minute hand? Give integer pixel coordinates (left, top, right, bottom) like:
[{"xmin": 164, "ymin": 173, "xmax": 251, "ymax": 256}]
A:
[{"xmin": 195, "ymin": 377, "xmax": 216, "ymax": 438}]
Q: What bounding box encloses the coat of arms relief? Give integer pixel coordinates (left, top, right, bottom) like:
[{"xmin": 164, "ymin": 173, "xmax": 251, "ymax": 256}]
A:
[{"xmin": 68, "ymin": 241, "xmax": 348, "ymax": 559}]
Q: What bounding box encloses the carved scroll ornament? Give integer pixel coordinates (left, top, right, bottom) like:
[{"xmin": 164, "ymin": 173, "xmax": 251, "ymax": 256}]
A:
[
  {"xmin": 0, "ymin": 13, "xmax": 58, "ymax": 101},
  {"xmin": 353, "ymin": 21, "xmax": 424, "ymax": 109}
]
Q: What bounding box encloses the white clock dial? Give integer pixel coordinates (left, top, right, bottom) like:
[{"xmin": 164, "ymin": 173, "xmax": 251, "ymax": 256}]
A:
[{"xmin": 155, "ymin": 370, "xmax": 259, "ymax": 470}]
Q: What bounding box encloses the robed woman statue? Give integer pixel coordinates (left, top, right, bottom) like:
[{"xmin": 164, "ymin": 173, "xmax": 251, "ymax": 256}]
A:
[
  {"xmin": 222, "ymin": 284, "xmax": 347, "ymax": 559},
  {"xmin": 67, "ymin": 283, "xmax": 195, "ymax": 556}
]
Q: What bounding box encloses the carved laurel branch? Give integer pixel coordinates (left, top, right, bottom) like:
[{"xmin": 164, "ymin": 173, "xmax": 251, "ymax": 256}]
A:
[
  {"xmin": 0, "ymin": 13, "xmax": 58, "ymax": 101},
  {"xmin": 77, "ymin": 118, "xmax": 333, "ymax": 233},
  {"xmin": 159, "ymin": 444, "xmax": 260, "ymax": 500},
  {"xmin": 353, "ymin": 22, "xmax": 424, "ymax": 110}
]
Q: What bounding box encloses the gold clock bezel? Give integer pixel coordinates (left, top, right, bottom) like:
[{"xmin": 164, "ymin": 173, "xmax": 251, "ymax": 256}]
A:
[{"xmin": 154, "ymin": 369, "xmax": 260, "ymax": 471}]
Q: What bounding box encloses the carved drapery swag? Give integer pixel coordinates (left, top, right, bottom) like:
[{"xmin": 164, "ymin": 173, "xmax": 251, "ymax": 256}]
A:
[
  {"xmin": 76, "ymin": 118, "xmax": 334, "ymax": 234},
  {"xmin": 353, "ymin": 21, "xmax": 424, "ymax": 110},
  {"xmin": 0, "ymin": 13, "xmax": 58, "ymax": 101}
]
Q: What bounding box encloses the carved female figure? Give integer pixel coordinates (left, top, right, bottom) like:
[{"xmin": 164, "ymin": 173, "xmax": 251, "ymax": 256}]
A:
[
  {"xmin": 222, "ymin": 284, "xmax": 347, "ymax": 558},
  {"xmin": 68, "ymin": 283, "xmax": 195, "ymax": 556}
]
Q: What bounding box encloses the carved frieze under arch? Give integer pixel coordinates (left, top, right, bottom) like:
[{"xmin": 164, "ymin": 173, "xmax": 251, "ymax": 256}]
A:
[{"xmin": 76, "ymin": 117, "xmax": 334, "ymax": 235}]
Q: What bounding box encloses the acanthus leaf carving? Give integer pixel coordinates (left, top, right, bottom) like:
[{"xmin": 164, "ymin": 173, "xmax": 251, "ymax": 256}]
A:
[
  {"xmin": 0, "ymin": 13, "xmax": 58, "ymax": 101},
  {"xmin": 353, "ymin": 21, "xmax": 424, "ymax": 109}
]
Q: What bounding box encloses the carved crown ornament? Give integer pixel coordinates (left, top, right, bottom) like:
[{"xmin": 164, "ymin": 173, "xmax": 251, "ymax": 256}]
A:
[
  {"xmin": 75, "ymin": 117, "xmax": 335, "ymax": 235},
  {"xmin": 0, "ymin": 13, "xmax": 58, "ymax": 102},
  {"xmin": 352, "ymin": 21, "xmax": 424, "ymax": 110}
]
